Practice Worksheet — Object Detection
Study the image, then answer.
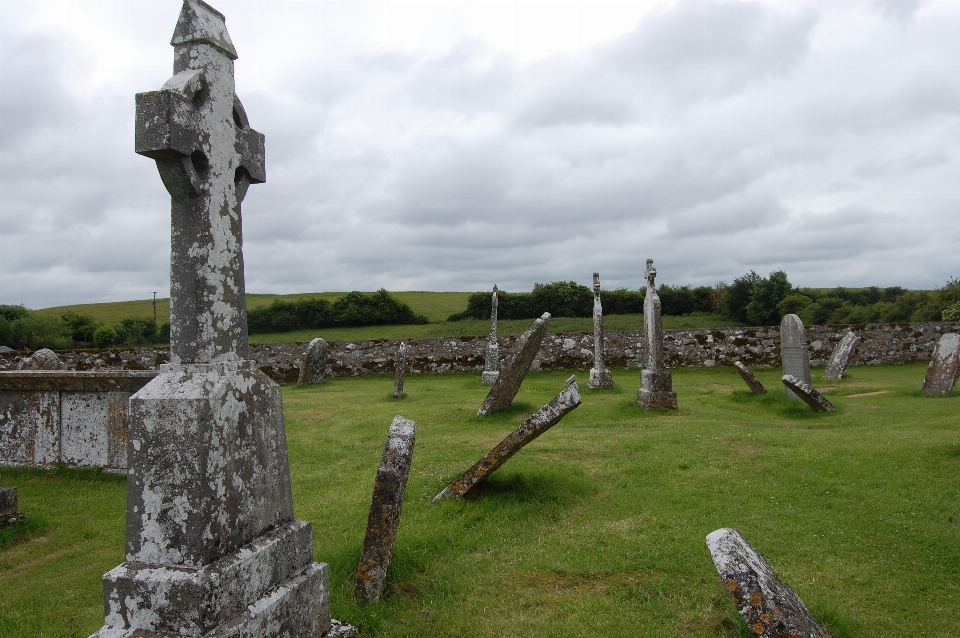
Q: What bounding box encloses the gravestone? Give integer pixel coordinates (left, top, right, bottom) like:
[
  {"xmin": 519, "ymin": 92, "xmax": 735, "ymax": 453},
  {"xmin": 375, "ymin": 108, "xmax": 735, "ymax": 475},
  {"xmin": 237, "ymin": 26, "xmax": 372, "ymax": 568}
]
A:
[
  {"xmin": 823, "ymin": 331, "xmax": 859, "ymax": 380},
  {"xmin": 477, "ymin": 312, "xmax": 551, "ymax": 416},
  {"xmin": 298, "ymin": 337, "xmax": 327, "ymax": 385},
  {"xmin": 780, "ymin": 314, "xmax": 810, "ymax": 400},
  {"xmin": 921, "ymin": 332, "xmax": 959, "ymax": 395},
  {"xmin": 707, "ymin": 528, "xmax": 828, "ymax": 638},
  {"xmin": 436, "ymin": 377, "xmax": 582, "ymax": 501},
  {"xmin": 355, "ymin": 416, "xmax": 416, "ymax": 603},
  {"xmin": 481, "ymin": 285, "xmax": 500, "ymax": 384},
  {"xmin": 393, "ymin": 341, "xmax": 408, "ymax": 399},
  {"xmin": 734, "ymin": 361, "xmax": 767, "ymax": 395},
  {"xmin": 589, "ymin": 272, "xmax": 614, "ymax": 389},
  {"xmin": 637, "ymin": 260, "xmax": 677, "ymax": 409},
  {"xmin": 18, "ymin": 348, "xmax": 63, "ymax": 371},
  {"xmin": 92, "ymin": 3, "xmax": 329, "ymax": 636},
  {"xmin": 0, "ymin": 474, "xmax": 18, "ymax": 524},
  {"xmin": 782, "ymin": 375, "xmax": 836, "ymax": 412}
]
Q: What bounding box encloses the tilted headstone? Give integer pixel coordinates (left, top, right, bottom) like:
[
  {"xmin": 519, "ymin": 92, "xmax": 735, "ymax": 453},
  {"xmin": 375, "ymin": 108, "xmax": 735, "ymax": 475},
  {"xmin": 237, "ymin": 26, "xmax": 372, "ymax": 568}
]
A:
[
  {"xmin": 780, "ymin": 314, "xmax": 811, "ymax": 400},
  {"xmin": 707, "ymin": 528, "xmax": 828, "ymax": 638},
  {"xmin": 823, "ymin": 331, "xmax": 860, "ymax": 380},
  {"xmin": 0, "ymin": 473, "xmax": 18, "ymax": 525},
  {"xmin": 734, "ymin": 361, "xmax": 767, "ymax": 395},
  {"xmin": 477, "ymin": 312, "xmax": 551, "ymax": 416},
  {"xmin": 436, "ymin": 377, "xmax": 582, "ymax": 501},
  {"xmin": 355, "ymin": 416, "xmax": 416, "ymax": 603},
  {"xmin": 921, "ymin": 332, "xmax": 959, "ymax": 395},
  {"xmin": 637, "ymin": 260, "xmax": 677, "ymax": 409},
  {"xmin": 18, "ymin": 348, "xmax": 63, "ymax": 371},
  {"xmin": 297, "ymin": 336, "xmax": 327, "ymax": 385},
  {"xmin": 782, "ymin": 375, "xmax": 836, "ymax": 412},
  {"xmin": 589, "ymin": 272, "xmax": 614, "ymax": 389},
  {"xmin": 481, "ymin": 285, "xmax": 500, "ymax": 384},
  {"xmin": 393, "ymin": 341, "xmax": 408, "ymax": 399},
  {"xmin": 92, "ymin": 3, "xmax": 329, "ymax": 636}
]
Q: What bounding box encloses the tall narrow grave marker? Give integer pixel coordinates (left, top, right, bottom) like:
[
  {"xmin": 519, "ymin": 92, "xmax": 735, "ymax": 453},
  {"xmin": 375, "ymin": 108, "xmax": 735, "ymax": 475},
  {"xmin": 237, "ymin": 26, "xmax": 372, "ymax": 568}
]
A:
[
  {"xmin": 298, "ymin": 336, "xmax": 327, "ymax": 385},
  {"xmin": 637, "ymin": 260, "xmax": 677, "ymax": 409},
  {"xmin": 478, "ymin": 312, "xmax": 551, "ymax": 416},
  {"xmin": 780, "ymin": 314, "xmax": 810, "ymax": 400},
  {"xmin": 823, "ymin": 331, "xmax": 859, "ymax": 380},
  {"xmin": 589, "ymin": 272, "xmax": 614, "ymax": 389},
  {"xmin": 734, "ymin": 361, "xmax": 767, "ymax": 395},
  {"xmin": 481, "ymin": 285, "xmax": 500, "ymax": 384},
  {"xmin": 921, "ymin": 332, "xmax": 959, "ymax": 395},
  {"xmin": 393, "ymin": 341, "xmax": 408, "ymax": 399}
]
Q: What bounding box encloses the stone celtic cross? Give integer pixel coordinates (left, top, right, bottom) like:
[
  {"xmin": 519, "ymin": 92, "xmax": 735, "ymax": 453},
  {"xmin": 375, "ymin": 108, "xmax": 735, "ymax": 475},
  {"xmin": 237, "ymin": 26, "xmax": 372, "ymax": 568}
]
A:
[{"xmin": 135, "ymin": 0, "xmax": 265, "ymax": 364}]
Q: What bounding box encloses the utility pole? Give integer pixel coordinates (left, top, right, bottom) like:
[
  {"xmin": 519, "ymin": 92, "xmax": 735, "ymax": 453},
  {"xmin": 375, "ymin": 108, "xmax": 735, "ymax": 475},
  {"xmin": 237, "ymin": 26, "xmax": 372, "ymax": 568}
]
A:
[{"xmin": 152, "ymin": 292, "xmax": 157, "ymax": 325}]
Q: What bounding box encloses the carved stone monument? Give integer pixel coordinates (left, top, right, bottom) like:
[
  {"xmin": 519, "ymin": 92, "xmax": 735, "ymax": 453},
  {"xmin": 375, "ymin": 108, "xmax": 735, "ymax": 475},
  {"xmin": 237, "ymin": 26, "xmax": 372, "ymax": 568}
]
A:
[
  {"xmin": 823, "ymin": 331, "xmax": 859, "ymax": 380},
  {"xmin": 588, "ymin": 273, "xmax": 614, "ymax": 389},
  {"xmin": 477, "ymin": 312, "xmax": 551, "ymax": 416},
  {"xmin": 780, "ymin": 314, "xmax": 810, "ymax": 400},
  {"xmin": 92, "ymin": 3, "xmax": 330, "ymax": 636},
  {"xmin": 393, "ymin": 341, "xmax": 408, "ymax": 399},
  {"xmin": 481, "ymin": 285, "xmax": 500, "ymax": 384},
  {"xmin": 355, "ymin": 416, "xmax": 416, "ymax": 603},
  {"xmin": 734, "ymin": 361, "xmax": 767, "ymax": 395},
  {"xmin": 921, "ymin": 332, "xmax": 959, "ymax": 395},
  {"xmin": 298, "ymin": 337, "xmax": 327, "ymax": 385},
  {"xmin": 436, "ymin": 377, "xmax": 582, "ymax": 501},
  {"xmin": 637, "ymin": 260, "xmax": 677, "ymax": 409},
  {"xmin": 0, "ymin": 473, "xmax": 18, "ymax": 525},
  {"xmin": 782, "ymin": 375, "xmax": 836, "ymax": 412},
  {"xmin": 707, "ymin": 528, "xmax": 828, "ymax": 638}
]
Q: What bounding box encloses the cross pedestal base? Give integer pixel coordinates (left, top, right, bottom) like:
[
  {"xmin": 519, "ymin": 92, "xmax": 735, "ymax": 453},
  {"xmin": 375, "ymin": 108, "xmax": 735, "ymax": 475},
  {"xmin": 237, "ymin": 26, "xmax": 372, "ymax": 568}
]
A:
[
  {"xmin": 637, "ymin": 370, "xmax": 677, "ymax": 409},
  {"xmin": 588, "ymin": 368, "xmax": 614, "ymax": 389}
]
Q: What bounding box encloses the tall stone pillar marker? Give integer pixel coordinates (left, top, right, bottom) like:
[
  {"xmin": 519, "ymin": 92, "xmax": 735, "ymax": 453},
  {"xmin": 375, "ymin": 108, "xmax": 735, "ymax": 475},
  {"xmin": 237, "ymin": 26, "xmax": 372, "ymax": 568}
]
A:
[
  {"xmin": 780, "ymin": 314, "xmax": 811, "ymax": 400},
  {"xmin": 637, "ymin": 260, "xmax": 677, "ymax": 409},
  {"xmin": 589, "ymin": 272, "xmax": 615, "ymax": 389},
  {"xmin": 92, "ymin": 2, "xmax": 330, "ymax": 636},
  {"xmin": 482, "ymin": 285, "xmax": 500, "ymax": 384}
]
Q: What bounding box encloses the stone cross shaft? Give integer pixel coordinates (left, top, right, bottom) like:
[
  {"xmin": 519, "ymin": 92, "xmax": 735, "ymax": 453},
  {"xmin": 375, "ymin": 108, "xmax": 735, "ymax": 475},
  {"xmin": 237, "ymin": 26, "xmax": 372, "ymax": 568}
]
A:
[
  {"xmin": 644, "ymin": 259, "xmax": 664, "ymax": 371},
  {"xmin": 592, "ymin": 272, "xmax": 604, "ymax": 371},
  {"xmin": 489, "ymin": 284, "xmax": 499, "ymax": 345},
  {"xmin": 135, "ymin": 0, "xmax": 265, "ymax": 364}
]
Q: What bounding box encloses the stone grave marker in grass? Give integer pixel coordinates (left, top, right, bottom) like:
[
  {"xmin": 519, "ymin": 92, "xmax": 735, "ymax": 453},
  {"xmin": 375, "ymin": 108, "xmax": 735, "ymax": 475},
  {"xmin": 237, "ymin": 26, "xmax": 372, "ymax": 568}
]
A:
[
  {"xmin": 0, "ymin": 473, "xmax": 18, "ymax": 525},
  {"xmin": 823, "ymin": 330, "xmax": 860, "ymax": 381},
  {"xmin": 782, "ymin": 374, "xmax": 836, "ymax": 412},
  {"xmin": 298, "ymin": 336, "xmax": 327, "ymax": 385},
  {"xmin": 482, "ymin": 285, "xmax": 500, "ymax": 384},
  {"xmin": 637, "ymin": 259, "xmax": 677, "ymax": 409},
  {"xmin": 393, "ymin": 341, "xmax": 408, "ymax": 399},
  {"xmin": 734, "ymin": 361, "xmax": 767, "ymax": 395},
  {"xmin": 477, "ymin": 312, "xmax": 551, "ymax": 416},
  {"xmin": 589, "ymin": 272, "xmax": 615, "ymax": 389},
  {"xmin": 780, "ymin": 314, "xmax": 811, "ymax": 400},
  {"xmin": 436, "ymin": 376, "xmax": 581, "ymax": 501},
  {"xmin": 921, "ymin": 332, "xmax": 959, "ymax": 395}
]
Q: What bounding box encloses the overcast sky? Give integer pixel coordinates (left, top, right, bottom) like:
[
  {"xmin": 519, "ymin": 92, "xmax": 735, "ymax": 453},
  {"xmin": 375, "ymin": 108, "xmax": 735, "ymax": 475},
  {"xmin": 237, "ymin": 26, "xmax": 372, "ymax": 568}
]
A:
[{"xmin": 1, "ymin": 0, "xmax": 957, "ymax": 310}]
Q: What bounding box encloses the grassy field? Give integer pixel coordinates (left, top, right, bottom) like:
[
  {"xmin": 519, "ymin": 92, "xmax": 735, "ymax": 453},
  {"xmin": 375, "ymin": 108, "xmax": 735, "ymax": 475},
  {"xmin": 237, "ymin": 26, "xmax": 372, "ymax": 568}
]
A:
[{"xmin": 1, "ymin": 363, "xmax": 957, "ymax": 637}]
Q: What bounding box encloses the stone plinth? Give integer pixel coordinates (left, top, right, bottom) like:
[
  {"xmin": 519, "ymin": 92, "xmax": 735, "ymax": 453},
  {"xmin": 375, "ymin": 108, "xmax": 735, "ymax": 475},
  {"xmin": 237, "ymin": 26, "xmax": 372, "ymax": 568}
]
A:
[
  {"xmin": 393, "ymin": 342, "xmax": 408, "ymax": 399},
  {"xmin": 782, "ymin": 374, "xmax": 835, "ymax": 412},
  {"xmin": 589, "ymin": 367, "xmax": 614, "ymax": 389},
  {"xmin": 637, "ymin": 370, "xmax": 677, "ymax": 409},
  {"xmin": 477, "ymin": 313, "xmax": 551, "ymax": 416},
  {"xmin": 707, "ymin": 528, "xmax": 828, "ymax": 638},
  {"xmin": 298, "ymin": 337, "xmax": 327, "ymax": 385},
  {"xmin": 780, "ymin": 314, "xmax": 810, "ymax": 400},
  {"xmin": 437, "ymin": 379, "xmax": 581, "ymax": 501},
  {"xmin": 356, "ymin": 416, "xmax": 416, "ymax": 603},
  {"xmin": 0, "ymin": 476, "xmax": 18, "ymax": 524},
  {"xmin": 921, "ymin": 332, "xmax": 959, "ymax": 395},
  {"xmin": 823, "ymin": 331, "xmax": 859, "ymax": 380},
  {"xmin": 734, "ymin": 361, "xmax": 767, "ymax": 395}
]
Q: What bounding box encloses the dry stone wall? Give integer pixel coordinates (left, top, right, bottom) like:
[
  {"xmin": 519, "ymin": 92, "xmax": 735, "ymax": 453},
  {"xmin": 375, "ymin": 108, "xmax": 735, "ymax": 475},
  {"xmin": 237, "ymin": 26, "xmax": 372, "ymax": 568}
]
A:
[{"xmin": 1, "ymin": 322, "xmax": 956, "ymax": 381}]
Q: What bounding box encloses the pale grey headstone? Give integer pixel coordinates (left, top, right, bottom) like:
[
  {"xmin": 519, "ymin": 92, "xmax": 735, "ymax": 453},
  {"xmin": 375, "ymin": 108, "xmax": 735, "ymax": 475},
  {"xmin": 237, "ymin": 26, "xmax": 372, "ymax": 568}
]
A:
[
  {"xmin": 478, "ymin": 312, "xmax": 551, "ymax": 415},
  {"xmin": 921, "ymin": 332, "xmax": 959, "ymax": 395},
  {"xmin": 782, "ymin": 374, "xmax": 836, "ymax": 412},
  {"xmin": 637, "ymin": 259, "xmax": 676, "ymax": 409},
  {"xmin": 780, "ymin": 314, "xmax": 810, "ymax": 400},
  {"xmin": 589, "ymin": 272, "xmax": 614, "ymax": 389},
  {"xmin": 734, "ymin": 361, "xmax": 767, "ymax": 395},
  {"xmin": 297, "ymin": 337, "xmax": 327, "ymax": 385},
  {"xmin": 482, "ymin": 285, "xmax": 500, "ymax": 384},
  {"xmin": 393, "ymin": 341, "xmax": 408, "ymax": 398},
  {"xmin": 823, "ymin": 331, "xmax": 860, "ymax": 380}
]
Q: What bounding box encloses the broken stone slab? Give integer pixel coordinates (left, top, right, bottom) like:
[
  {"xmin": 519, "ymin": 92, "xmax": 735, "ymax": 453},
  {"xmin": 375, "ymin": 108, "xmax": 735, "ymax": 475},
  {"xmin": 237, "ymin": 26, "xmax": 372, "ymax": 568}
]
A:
[
  {"xmin": 437, "ymin": 377, "xmax": 581, "ymax": 501},
  {"xmin": 355, "ymin": 416, "xmax": 416, "ymax": 603},
  {"xmin": 477, "ymin": 312, "xmax": 551, "ymax": 415},
  {"xmin": 637, "ymin": 259, "xmax": 676, "ymax": 409},
  {"xmin": 782, "ymin": 374, "xmax": 836, "ymax": 412},
  {"xmin": 482, "ymin": 285, "xmax": 500, "ymax": 385},
  {"xmin": 327, "ymin": 619, "xmax": 359, "ymax": 637},
  {"xmin": 921, "ymin": 332, "xmax": 959, "ymax": 395},
  {"xmin": 18, "ymin": 348, "xmax": 63, "ymax": 371},
  {"xmin": 393, "ymin": 342, "xmax": 408, "ymax": 399},
  {"xmin": 589, "ymin": 272, "xmax": 614, "ymax": 389},
  {"xmin": 707, "ymin": 528, "xmax": 828, "ymax": 638},
  {"xmin": 823, "ymin": 331, "xmax": 860, "ymax": 380},
  {"xmin": 734, "ymin": 361, "xmax": 767, "ymax": 395},
  {"xmin": 780, "ymin": 314, "xmax": 811, "ymax": 400},
  {"xmin": 298, "ymin": 337, "xmax": 327, "ymax": 385}
]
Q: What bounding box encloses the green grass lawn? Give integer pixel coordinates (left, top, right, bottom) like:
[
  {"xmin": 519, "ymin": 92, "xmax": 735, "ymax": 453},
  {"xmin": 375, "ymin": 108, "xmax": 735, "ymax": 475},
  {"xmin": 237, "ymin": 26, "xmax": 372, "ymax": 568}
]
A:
[{"xmin": 2, "ymin": 363, "xmax": 957, "ymax": 637}]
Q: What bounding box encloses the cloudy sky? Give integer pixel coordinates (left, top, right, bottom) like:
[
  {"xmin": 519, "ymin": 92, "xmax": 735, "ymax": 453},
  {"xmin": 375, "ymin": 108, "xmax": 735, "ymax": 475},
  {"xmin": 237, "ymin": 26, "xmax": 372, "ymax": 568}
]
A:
[{"xmin": 1, "ymin": 0, "xmax": 957, "ymax": 310}]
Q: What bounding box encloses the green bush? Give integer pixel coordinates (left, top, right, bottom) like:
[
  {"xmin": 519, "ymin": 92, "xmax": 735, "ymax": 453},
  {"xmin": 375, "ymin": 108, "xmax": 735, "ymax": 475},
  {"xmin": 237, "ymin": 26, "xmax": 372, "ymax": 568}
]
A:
[
  {"xmin": 777, "ymin": 293, "xmax": 812, "ymax": 317},
  {"xmin": 92, "ymin": 325, "xmax": 119, "ymax": 348},
  {"xmin": 943, "ymin": 302, "xmax": 960, "ymax": 321},
  {"xmin": 0, "ymin": 307, "xmax": 71, "ymax": 351},
  {"xmin": 117, "ymin": 317, "xmax": 158, "ymax": 346},
  {"xmin": 247, "ymin": 290, "xmax": 427, "ymax": 334},
  {"xmin": 60, "ymin": 311, "xmax": 99, "ymax": 344}
]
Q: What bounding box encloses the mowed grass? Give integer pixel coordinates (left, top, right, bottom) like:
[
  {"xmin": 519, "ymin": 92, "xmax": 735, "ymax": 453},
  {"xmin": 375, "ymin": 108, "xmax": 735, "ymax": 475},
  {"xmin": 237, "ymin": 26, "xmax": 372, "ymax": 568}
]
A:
[{"xmin": 2, "ymin": 363, "xmax": 957, "ymax": 637}]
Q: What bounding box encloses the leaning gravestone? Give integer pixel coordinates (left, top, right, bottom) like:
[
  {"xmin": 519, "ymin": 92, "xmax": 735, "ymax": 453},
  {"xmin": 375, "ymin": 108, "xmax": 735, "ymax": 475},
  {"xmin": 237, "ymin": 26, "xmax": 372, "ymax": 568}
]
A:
[
  {"xmin": 780, "ymin": 314, "xmax": 811, "ymax": 400},
  {"xmin": 481, "ymin": 285, "xmax": 500, "ymax": 384},
  {"xmin": 707, "ymin": 528, "xmax": 828, "ymax": 638},
  {"xmin": 637, "ymin": 260, "xmax": 677, "ymax": 409},
  {"xmin": 0, "ymin": 473, "xmax": 18, "ymax": 525},
  {"xmin": 436, "ymin": 376, "xmax": 582, "ymax": 501},
  {"xmin": 393, "ymin": 341, "xmax": 408, "ymax": 399},
  {"xmin": 477, "ymin": 312, "xmax": 551, "ymax": 416},
  {"xmin": 589, "ymin": 272, "xmax": 614, "ymax": 389},
  {"xmin": 355, "ymin": 416, "xmax": 416, "ymax": 603},
  {"xmin": 92, "ymin": 3, "xmax": 330, "ymax": 636},
  {"xmin": 782, "ymin": 375, "xmax": 836, "ymax": 412},
  {"xmin": 921, "ymin": 332, "xmax": 959, "ymax": 395},
  {"xmin": 823, "ymin": 331, "xmax": 859, "ymax": 380},
  {"xmin": 18, "ymin": 348, "xmax": 63, "ymax": 371},
  {"xmin": 734, "ymin": 361, "xmax": 767, "ymax": 395},
  {"xmin": 298, "ymin": 336, "xmax": 327, "ymax": 385}
]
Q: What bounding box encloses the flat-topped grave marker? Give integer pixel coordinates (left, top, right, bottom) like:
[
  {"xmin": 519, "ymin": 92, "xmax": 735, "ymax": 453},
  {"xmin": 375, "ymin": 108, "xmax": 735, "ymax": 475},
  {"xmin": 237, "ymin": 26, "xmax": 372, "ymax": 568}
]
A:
[
  {"xmin": 589, "ymin": 272, "xmax": 614, "ymax": 389},
  {"xmin": 823, "ymin": 331, "xmax": 859, "ymax": 380},
  {"xmin": 734, "ymin": 361, "xmax": 767, "ymax": 395},
  {"xmin": 0, "ymin": 473, "xmax": 18, "ymax": 525},
  {"xmin": 780, "ymin": 314, "xmax": 810, "ymax": 400},
  {"xmin": 393, "ymin": 341, "xmax": 408, "ymax": 398},
  {"xmin": 782, "ymin": 374, "xmax": 836, "ymax": 412},
  {"xmin": 637, "ymin": 259, "xmax": 677, "ymax": 409},
  {"xmin": 436, "ymin": 377, "xmax": 582, "ymax": 501},
  {"xmin": 477, "ymin": 312, "xmax": 551, "ymax": 416},
  {"xmin": 298, "ymin": 336, "xmax": 327, "ymax": 385},
  {"xmin": 482, "ymin": 285, "xmax": 500, "ymax": 384},
  {"xmin": 921, "ymin": 332, "xmax": 959, "ymax": 395}
]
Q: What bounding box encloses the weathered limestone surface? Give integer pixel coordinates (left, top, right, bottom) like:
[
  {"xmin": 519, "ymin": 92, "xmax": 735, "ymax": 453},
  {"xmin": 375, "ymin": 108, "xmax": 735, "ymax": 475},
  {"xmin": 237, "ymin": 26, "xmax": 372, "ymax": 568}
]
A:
[
  {"xmin": 356, "ymin": 416, "xmax": 416, "ymax": 603},
  {"xmin": 707, "ymin": 528, "xmax": 828, "ymax": 638},
  {"xmin": 482, "ymin": 285, "xmax": 500, "ymax": 384},
  {"xmin": 0, "ymin": 473, "xmax": 18, "ymax": 524},
  {"xmin": 637, "ymin": 260, "xmax": 677, "ymax": 409},
  {"xmin": 921, "ymin": 332, "xmax": 959, "ymax": 395},
  {"xmin": 734, "ymin": 361, "xmax": 767, "ymax": 395},
  {"xmin": 782, "ymin": 374, "xmax": 836, "ymax": 412},
  {"xmin": 393, "ymin": 342, "xmax": 408, "ymax": 399},
  {"xmin": 437, "ymin": 379, "xmax": 581, "ymax": 501},
  {"xmin": 589, "ymin": 272, "xmax": 614, "ymax": 389},
  {"xmin": 477, "ymin": 313, "xmax": 551, "ymax": 416},
  {"xmin": 17, "ymin": 348, "xmax": 63, "ymax": 371},
  {"xmin": 297, "ymin": 337, "xmax": 327, "ymax": 385},
  {"xmin": 92, "ymin": 3, "xmax": 328, "ymax": 636},
  {"xmin": 823, "ymin": 331, "xmax": 860, "ymax": 380},
  {"xmin": 781, "ymin": 314, "xmax": 811, "ymax": 400}
]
